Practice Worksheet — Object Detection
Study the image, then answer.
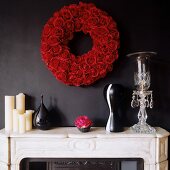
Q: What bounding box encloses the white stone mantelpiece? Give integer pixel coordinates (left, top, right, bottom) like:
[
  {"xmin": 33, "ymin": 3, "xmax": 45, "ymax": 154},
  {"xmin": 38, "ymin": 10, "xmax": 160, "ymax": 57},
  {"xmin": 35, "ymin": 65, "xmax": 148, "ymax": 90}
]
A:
[{"xmin": 0, "ymin": 127, "xmax": 169, "ymax": 170}]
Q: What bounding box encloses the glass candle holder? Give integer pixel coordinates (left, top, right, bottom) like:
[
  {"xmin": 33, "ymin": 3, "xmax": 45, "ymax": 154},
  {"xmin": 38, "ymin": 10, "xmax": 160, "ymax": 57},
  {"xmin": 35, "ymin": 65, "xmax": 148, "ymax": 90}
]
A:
[{"xmin": 127, "ymin": 51, "xmax": 156, "ymax": 134}]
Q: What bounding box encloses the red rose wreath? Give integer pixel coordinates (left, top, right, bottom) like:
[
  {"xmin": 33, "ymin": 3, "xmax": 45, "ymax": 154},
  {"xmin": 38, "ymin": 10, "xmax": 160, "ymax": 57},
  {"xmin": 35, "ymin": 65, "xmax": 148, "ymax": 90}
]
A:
[{"xmin": 41, "ymin": 2, "xmax": 120, "ymax": 86}]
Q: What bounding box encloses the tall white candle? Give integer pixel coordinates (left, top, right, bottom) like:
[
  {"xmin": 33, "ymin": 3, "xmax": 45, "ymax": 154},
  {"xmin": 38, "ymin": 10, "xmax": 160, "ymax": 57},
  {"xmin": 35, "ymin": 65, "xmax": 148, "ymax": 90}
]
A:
[
  {"xmin": 26, "ymin": 110, "xmax": 33, "ymax": 131},
  {"xmin": 13, "ymin": 109, "xmax": 19, "ymax": 133},
  {"xmin": 16, "ymin": 93, "xmax": 25, "ymax": 114},
  {"xmin": 142, "ymin": 63, "xmax": 146, "ymax": 73},
  {"xmin": 5, "ymin": 96, "xmax": 15, "ymax": 132},
  {"xmin": 19, "ymin": 114, "xmax": 26, "ymax": 134},
  {"xmin": 137, "ymin": 59, "xmax": 142, "ymax": 75}
]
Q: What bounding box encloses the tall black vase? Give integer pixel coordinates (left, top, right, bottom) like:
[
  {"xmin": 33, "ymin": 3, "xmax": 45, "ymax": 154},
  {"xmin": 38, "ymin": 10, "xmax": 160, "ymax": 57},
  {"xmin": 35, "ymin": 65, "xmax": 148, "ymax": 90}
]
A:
[
  {"xmin": 103, "ymin": 84, "xmax": 125, "ymax": 132},
  {"xmin": 33, "ymin": 95, "xmax": 51, "ymax": 130}
]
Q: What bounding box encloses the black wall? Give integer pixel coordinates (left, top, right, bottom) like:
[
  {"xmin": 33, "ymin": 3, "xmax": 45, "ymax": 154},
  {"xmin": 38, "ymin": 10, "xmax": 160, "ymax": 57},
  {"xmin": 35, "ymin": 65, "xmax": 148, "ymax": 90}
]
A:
[{"xmin": 0, "ymin": 0, "xmax": 170, "ymax": 164}]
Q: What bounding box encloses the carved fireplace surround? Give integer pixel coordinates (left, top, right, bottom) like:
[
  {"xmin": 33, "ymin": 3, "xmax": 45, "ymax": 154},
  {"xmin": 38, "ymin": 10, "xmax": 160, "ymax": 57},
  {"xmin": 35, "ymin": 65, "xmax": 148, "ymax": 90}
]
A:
[{"xmin": 0, "ymin": 127, "xmax": 169, "ymax": 170}]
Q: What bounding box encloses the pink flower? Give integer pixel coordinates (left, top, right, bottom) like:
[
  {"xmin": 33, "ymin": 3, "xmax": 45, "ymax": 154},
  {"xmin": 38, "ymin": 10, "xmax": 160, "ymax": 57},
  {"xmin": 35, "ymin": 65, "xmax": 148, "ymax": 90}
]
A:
[{"xmin": 74, "ymin": 116, "xmax": 93, "ymax": 128}]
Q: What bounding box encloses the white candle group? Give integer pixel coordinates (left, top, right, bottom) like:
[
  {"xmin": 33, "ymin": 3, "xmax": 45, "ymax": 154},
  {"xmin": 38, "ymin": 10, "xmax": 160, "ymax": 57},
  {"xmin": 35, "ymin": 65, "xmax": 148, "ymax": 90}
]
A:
[{"xmin": 5, "ymin": 93, "xmax": 33, "ymax": 134}]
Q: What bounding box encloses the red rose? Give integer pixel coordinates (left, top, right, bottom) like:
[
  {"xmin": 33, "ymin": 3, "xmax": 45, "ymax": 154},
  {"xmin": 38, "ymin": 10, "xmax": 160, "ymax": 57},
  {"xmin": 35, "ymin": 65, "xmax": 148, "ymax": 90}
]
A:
[
  {"xmin": 108, "ymin": 40, "xmax": 119, "ymax": 51},
  {"xmin": 63, "ymin": 29, "xmax": 73, "ymax": 41},
  {"xmin": 68, "ymin": 73, "xmax": 75, "ymax": 82},
  {"xmin": 52, "ymin": 44, "xmax": 62, "ymax": 55},
  {"xmin": 41, "ymin": 43, "xmax": 51, "ymax": 54},
  {"xmin": 76, "ymin": 70, "xmax": 83, "ymax": 78},
  {"xmin": 80, "ymin": 10, "xmax": 90, "ymax": 20},
  {"xmin": 100, "ymin": 15, "xmax": 110, "ymax": 26},
  {"xmin": 83, "ymin": 73, "xmax": 94, "ymax": 85},
  {"xmin": 111, "ymin": 30, "xmax": 120, "ymax": 40},
  {"xmin": 59, "ymin": 47, "xmax": 71, "ymax": 60},
  {"xmin": 97, "ymin": 64, "xmax": 107, "ymax": 77},
  {"xmin": 53, "ymin": 17, "xmax": 65, "ymax": 27},
  {"xmin": 55, "ymin": 27, "xmax": 64, "ymax": 38},
  {"xmin": 48, "ymin": 58, "xmax": 60, "ymax": 70},
  {"xmin": 65, "ymin": 20, "xmax": 74, "ymax": 32},
  {"xmin": 108, "ymin": 22, "xmax": 117, "ymax": 31},
  {"xmin": 87, "ymin": 17, "xmax": 99, "ymax": 27},
  {"xmin": 83, "ymin": 64, "xmax": 90, "ymax": 72},
  {"xmin": 79, "ymin": 2, "xmax": 95, "ymax": 11},
  {"xmin": 75, "ymin": 18, "xmax": 83, "ymax": 32},
  {"xmin": 42, "ymin": 53, "xmax": 54, "ymax": 65},
  {"xmin": 107, "ymin": 65, "xmax": 113, "ymax": 72},
  {"xmin": 96, "ymin": 54, "xmax": 104, "ymax": 63},
  {"xmin": 93, "ymin": 36, "xmax": 107, "ymax": 45},
  {"xmin": 91, "ymin": 27, "xmax": 109, "ymax": 39},
  {"xmin": 58, "ymin": 60, "xmax": 69, "ymax": 72},
  {"xmin": 69, "ymin": 4, "xmax": 80, "ymax": 17},
  {"xmin": 53, "ymin": 12, "xmax": 60, "ymax": 18},
  {"xmin": 70, "ymin": 62, "xmax": 79, "ymax": 73},
  {"xmin": 89, "ymin": 7, "xmax": 101, "ymax": 16},
  {"xmin": 79, "ymin": 2, "xmax": 95, "ymax": 9},
  {"xmin": 47, "ymin": 17, "xmax": 55, "ymax": 25},
  {"xmin": 85, "ymin": 55, "xmax": 97, "ymax": 66},
  {"xmin": 74, "ymin": 115, "xmax": 93, "ymax": 128},
  {"xmin": 105, "ymin": 55, "xmax": 115, "ymax": 64},
  {"xmin": 60, "ymin": 8, "xmax": 72, "ymax": 20},
  {"xmin": 47, "ymin": 36, "xmax": 58, "ymax": 46},
  {"xmin": 99, "ymin": 45, "xmax": 111, "ymax": 55},
  {"xmin": 73, "ymin": 78, "xmax": 83, "ymax": 86},
  {"xmin": 43, "ymin": 24, "xmax": 54, "ymax": 37},
  {"xmin": 91, "ymin": 67, "xmax": 98, "ymax": 77},
  {"xmin": 105, "ymin": 34, "xmax": 115, "ymax": 43},
  {"xmin": 49, "ymin": 67, "xmax": 57, "ymax": 75},
  {"xmin": 56, "ymin": 71, "xmax": 67, "ymax": 82},
  {"xmin": 68, "ymin": 72, "xmax": 82, "ymax": 86}
]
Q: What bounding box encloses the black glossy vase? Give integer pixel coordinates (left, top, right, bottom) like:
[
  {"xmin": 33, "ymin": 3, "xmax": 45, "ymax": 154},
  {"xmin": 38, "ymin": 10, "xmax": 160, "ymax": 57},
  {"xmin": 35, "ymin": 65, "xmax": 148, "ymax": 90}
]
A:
[
  {"xmin": 33, "ymin": 95, "xmax": 51, "ymax": 130},
  {"xmin": 78, "ymin": 126, "xmax": 91, "ymax": 133},
  {"xmin": 104, "ymin": 84, "xmax": 125, "ymax": 132}
]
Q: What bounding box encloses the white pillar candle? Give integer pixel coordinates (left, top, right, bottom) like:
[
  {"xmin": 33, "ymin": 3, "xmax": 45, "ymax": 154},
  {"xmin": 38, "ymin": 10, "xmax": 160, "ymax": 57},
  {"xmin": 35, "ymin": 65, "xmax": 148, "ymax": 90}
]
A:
[
  {"xmin": 26, "ymin": 110, "xmax": 33, "ymax": 131},
  {"xmin": 16, "ymin": 93, "xmax": 25, "ymax": 114},
  {"xmin": 13, "ymin": 109, "xmax": 19, "ymax": 133},
  {"xmin": 5, "ymin": 96, "xmax": 15, "ymax": 132},
  {"xmin": 19, "ymin": 114, "xmax": 26, "ymax": 134},
  {"xmin": 137, "ymin": 59, "xmax": 142, "ymax": 75}
]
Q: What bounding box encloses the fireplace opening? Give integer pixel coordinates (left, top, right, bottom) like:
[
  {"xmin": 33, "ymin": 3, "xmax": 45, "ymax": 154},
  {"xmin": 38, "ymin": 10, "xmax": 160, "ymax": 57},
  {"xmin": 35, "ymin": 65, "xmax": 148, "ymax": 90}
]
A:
[{"xmin": 20, "ymin": 158, "xmax": 144, "ymax": 170}]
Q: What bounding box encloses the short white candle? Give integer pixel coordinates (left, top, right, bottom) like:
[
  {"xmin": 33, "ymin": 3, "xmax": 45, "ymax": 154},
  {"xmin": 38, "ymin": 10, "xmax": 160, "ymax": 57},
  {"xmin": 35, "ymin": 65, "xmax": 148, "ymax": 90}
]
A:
[
  {"xmin": 19, "ymin": 113, "xmax": 26, "ymax": 134},
  {"xmin": 5, "ymin": 96, "xmax": 15, "ymax": 132},
  {"xmin": 16, "ymin": 93, "xmax": 25, "ymax": 114},
  {"xmin": 13, "ymin": 109, "xmax": 19, "ymax": 133},
  {"xmin": 26, "ymin": 110, "xmax": 33, "ymax": 131}
]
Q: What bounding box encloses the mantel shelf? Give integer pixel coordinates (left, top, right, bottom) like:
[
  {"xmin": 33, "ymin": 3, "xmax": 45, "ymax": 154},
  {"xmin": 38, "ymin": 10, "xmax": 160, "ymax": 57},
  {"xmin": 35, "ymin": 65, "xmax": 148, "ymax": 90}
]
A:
[
  {"xmin": 0, "ymin": 127, "xmax": 169, "ymax": 138},
  {"xmin": 0, "ymin": 127, "xmax": 169, "ymax": 170}
]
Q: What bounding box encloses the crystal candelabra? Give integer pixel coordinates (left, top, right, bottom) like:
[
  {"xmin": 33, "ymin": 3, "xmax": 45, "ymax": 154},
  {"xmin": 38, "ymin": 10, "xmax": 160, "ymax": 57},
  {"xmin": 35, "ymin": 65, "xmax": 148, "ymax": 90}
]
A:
[{"xmin": 127, "ymin": 51, "xmax": 156, "ymax": 134}]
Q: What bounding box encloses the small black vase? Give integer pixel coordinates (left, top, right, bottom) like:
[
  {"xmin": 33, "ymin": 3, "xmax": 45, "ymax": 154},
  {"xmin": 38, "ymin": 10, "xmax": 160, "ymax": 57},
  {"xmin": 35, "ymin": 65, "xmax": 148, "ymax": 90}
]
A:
[
  {"xmin": 33, "ymin": 95, "xmax": 51, "ymax": 130},
  {"xmin": 104, "ymin": 84, "xmax": 125, "ymax": 132},
  {"xmin": 78, "ymin": 126, "xmax": 91, "ymax": 133}
]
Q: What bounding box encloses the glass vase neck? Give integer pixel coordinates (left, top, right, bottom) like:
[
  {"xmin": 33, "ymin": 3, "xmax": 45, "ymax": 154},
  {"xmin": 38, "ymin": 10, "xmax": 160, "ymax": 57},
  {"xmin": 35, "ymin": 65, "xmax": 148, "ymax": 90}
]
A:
[{"xmin": 41, "ymin": 95, "xmax": 43, "ymax": 104}]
